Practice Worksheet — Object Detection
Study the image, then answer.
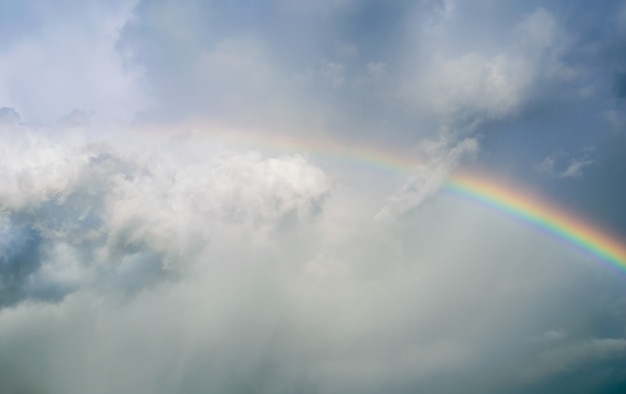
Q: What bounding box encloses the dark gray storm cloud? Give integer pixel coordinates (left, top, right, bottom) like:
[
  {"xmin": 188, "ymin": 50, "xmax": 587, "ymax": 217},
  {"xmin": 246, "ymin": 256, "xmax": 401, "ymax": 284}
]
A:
[{"xmin": 114, "ymin": 0, "xmax": 626, "ymax": 166}]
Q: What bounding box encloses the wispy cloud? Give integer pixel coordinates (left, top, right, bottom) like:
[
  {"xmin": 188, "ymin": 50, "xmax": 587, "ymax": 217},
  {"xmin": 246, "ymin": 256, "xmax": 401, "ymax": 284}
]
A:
[{"xmin": 535, "ymin": 148, "xmax": 595, "ymax": 179}]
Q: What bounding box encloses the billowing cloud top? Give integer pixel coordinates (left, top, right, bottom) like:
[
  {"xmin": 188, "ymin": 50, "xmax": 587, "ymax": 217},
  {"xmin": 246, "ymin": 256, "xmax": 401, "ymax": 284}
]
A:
[{"xmin": 1, "ymin": 1, "xmax": 626, "ymax": 393}]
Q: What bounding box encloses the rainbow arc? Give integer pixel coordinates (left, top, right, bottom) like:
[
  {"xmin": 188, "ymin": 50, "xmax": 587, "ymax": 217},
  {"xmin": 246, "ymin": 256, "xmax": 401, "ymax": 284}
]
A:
[
  {"xmin": 446, "ymin": 174, "xmax": 626, "ymax": 271},
  {"xmin": 168, "ymin": 125, "xmax": 626, "ymax": 271}
]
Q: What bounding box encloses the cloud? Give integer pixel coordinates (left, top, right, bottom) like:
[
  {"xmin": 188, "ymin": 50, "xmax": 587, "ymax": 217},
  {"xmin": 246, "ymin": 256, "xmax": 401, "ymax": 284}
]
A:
[
  {"xmin": 0, "ymin": 122, "xmax": 329, "ymax": 306},
  {"xmin": 535, "ymin": 148, "xmax": 595, "ymax": 179},
  {"xmin": 376, "ymin": 136, "xmax": 478, "ymax": 220},
  {"xmin": 2, "ymin": 120, "xmax": 619, "ymax": 393},
  {"xmin": 399, "ymin": 7, "xmax": 574, "ymax": 128}
]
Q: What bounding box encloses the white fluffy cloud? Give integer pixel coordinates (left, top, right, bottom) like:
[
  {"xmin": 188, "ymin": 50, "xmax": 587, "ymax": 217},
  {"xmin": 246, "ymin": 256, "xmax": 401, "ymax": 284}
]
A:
[
  {"xmin": 0, "ymin": 120, "xmax": 329, "ymax": 304},
  {"xmin": 400, "ymin": 8, "xmax": 573, "ymax": 125}
]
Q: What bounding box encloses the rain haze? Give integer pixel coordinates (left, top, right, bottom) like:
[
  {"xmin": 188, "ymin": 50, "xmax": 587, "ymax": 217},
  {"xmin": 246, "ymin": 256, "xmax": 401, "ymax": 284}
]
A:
[{"xmin": 1, "ymin": 1, "xmax": 626, "ymax": 393}]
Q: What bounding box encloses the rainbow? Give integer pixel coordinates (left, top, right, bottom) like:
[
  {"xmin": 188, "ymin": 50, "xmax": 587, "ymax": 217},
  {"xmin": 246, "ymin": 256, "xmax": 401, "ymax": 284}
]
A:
[
  {"xmin": 158, "ymin": 124, "xmax": 626, "ymax": 271},
  {"xmin": 446, "ymin": 174, "xmax": 626, "ymax": 273}
]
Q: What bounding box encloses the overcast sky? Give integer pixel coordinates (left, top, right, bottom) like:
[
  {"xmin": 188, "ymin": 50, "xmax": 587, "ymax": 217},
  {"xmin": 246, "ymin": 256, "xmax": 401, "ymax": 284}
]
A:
[{"xmin": 1, "ymin": 1, "xmax": 626, "ymax": 393}]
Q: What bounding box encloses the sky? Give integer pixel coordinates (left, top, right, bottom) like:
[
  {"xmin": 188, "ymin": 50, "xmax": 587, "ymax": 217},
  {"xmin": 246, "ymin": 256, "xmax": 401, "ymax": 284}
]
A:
[{"xmin": 0, "ymin": 0, "xmax": 626, "ymax": 393}]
